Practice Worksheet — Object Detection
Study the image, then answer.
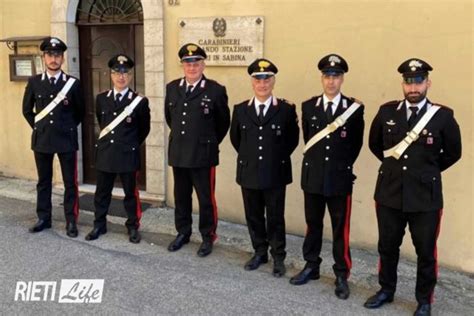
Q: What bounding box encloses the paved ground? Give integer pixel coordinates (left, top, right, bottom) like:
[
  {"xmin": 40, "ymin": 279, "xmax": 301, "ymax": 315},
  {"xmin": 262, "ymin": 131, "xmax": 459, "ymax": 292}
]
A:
[{"xmin": 0, "ymin": 176, "xmax": 473, "ymax": 315}]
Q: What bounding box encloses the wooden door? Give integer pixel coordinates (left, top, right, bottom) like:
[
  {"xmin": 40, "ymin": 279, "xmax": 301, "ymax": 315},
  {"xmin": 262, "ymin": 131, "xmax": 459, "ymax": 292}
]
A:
[{"xmin": 79, "ymin": 24, "xmax": 146, "ymax": 188}]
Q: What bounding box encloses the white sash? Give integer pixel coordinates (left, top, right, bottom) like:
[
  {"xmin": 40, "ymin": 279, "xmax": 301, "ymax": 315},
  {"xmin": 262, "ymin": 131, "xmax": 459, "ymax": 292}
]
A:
[
  {"xmin": 34, "ymin": 77, "xmax": 76, "ymax": 123},
  {"xmin": 383, "ymin": 105, "xmax": 441, "ymax": 159},
  {"xmin": 98, "ymin": 95, "xmax": 143, "ymax": 139},
  {"xmin": 303, "ymin": 102, "xmax": 362, "ymax": 153}
]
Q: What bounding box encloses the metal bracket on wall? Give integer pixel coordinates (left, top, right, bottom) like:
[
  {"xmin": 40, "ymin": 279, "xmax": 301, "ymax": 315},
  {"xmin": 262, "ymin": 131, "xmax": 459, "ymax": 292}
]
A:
[{"xmin": 0, "ymin": 36, "xmax": 48, "ymax": 54}]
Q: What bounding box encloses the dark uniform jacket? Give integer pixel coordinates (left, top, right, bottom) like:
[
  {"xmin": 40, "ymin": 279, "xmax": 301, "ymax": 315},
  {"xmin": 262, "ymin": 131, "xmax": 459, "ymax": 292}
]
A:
[
  {"xmin": 301, "ymin": 94, "xmax": 364, "ymax": 196},
  {"xmin": 230, "ymin": 97, "xmax": 300, "ymax": 190},
  {"xmin": 165, "ymin": 76, "xmax": 230, "ymax": 168},
  {"xmin": 22, "ymin": 72, "xmax": 84, "ymax": 153},
  {"xmin": 369, "ymin": 99, "xmax": 462, "ymax": 213},
  {"xmin": 95, "ymin": 89, "xmax": 151, "ymax": 173}
]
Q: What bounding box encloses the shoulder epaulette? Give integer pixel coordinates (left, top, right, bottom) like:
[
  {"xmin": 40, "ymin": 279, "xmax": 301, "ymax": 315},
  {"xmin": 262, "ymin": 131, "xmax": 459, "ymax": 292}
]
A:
[
  {"xmin": 235, "ymin": 100, "xmax": 250, "ymax": 108},
  {"xmin": 279, "ymin": 98, "xmax": 296, "ymax": 107},
  {"xmin": 432, "ymin": 102, "xmax": 452, "ymax": 111},
  {"xmin": 350, "ymin": 97, "xmax": 363, "ymax": 104},
  {"xmin": 380, "ymin": 100, "xmax": 401, "ymax": 108}
]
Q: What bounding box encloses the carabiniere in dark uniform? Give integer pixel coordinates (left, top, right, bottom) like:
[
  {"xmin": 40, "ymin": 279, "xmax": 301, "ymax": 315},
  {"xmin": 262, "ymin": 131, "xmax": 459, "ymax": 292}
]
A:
[
  {"xmin": 85, "ymin": 54, "xmax": 150, "ymax": 244},
  {"xmin": 230, "ymin": 58, "xmax": 299, "ymax": 277},
  {"xmin": 22, "ymin": 37, "xmax": 84, "ymax": 237},
  {"xmin": 290, "ymin": 54, "xmax": 364, "ymax": 300},
  {"xmin": 364, "ymin": 58, "xmax": 461, "ymax": 316},
  {"xmin": 165, "ymin": 43, "xmax": 230, "ymax": 257}
]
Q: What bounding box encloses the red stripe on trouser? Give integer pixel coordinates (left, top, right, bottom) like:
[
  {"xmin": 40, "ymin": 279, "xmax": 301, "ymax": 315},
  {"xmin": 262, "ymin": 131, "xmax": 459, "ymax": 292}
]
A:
[
  {"xmin": 430, "ymin": 208, "xmax": 443, "ymax": 303},
  {"xmin": 210, "ymin": 166, "xmax": 218, "ymax": 242},
  {"xmin": 343, "ymin": 194, "xmax": 353, "ymax": 278},
  {"xmin": 134, "ymin": 171, "xmax": 143, "ymax": 229},
  {"xmin": 73, "ymin": 151, "xmax": 79, "ymax": 221},
  {"xmin": 375, "ymin": 201, "xmax": 381, "ymax": 273}
]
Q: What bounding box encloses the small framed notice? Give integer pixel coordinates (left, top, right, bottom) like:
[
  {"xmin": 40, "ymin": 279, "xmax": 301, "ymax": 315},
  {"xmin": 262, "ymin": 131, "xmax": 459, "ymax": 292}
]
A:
[{"xmin": 9, "ymin": 55, "xmax": 41, "ymax": 81}]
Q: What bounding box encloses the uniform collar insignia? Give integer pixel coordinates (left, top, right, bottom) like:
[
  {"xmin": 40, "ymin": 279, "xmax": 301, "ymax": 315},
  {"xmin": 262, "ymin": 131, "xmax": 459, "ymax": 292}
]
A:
[
  {"xmin": 272, "ymin": 96, "xmax": 278, "ymax": 106},
  {"xmin": 179, "ymin": 78, "xmax": 185, "ymax": 87},
  {"xmin": 107, "ymin": 90, "xmax": 113, "ymax": 97},
  {"xmin": 200, "ymin": 79, "xmax": 206, "ymax": 88},
  {"xmin": 315, "ymin": 97, "xmax": 322, "ymax": 107},
  {"xmin": 62, "ymin": 73, "xmax": 67, "ymax": 81},
  {"xmin": 41, "ymin": 73, "xmax": 46, "ymax": 81},
  {"xmin": 396, "ymin": 101, "xmax": 404, "ymax": 111},
  {"xmin": 128, "ymin": 91, "xmax": 133, "ymax": 99},
  {"xmin": 342, "ymin": 98, "xmax": 348, "ymax": 109},
  {"xmin": 247, "ymin": 97, "xmax": 254, "ymax": 106}
]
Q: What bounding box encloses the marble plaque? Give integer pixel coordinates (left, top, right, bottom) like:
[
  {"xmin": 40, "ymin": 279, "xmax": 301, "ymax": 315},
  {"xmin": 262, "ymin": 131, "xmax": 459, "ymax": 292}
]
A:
[{"xmin": 179, "ymin": 16, "xmax": 264, "ymax": 66}]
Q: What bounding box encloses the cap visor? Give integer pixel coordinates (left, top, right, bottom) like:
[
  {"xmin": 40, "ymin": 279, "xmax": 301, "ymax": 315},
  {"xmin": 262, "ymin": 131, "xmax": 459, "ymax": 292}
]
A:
[
  {"xmin": 112, "ymin": 66, "xmax": 131, "ymax": 73},
  {"xmin": 322, "ymin": 69, "xmax": 343, "ymax": 76},
  {"xmin": 403, "ymin": 75, "xmax": 426, "ymax": 84},
  {"xmin": 44, "ymin": 50, "xmax": 63, "ymax": 55},
  {"xmin": 181, "ymin": 56, "xmax": 204, "ymax": 62},
  {"xmin": 251, "ymin": 71, "xmax": 275, "ymax": 79}
]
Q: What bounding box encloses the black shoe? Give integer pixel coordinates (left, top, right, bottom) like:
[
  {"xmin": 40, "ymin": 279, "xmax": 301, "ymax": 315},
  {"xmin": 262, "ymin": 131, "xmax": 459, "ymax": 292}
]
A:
[
  {"xmin": 244, "ymin": 254, "xmax": 268, "ymax": 271},
  {"xmin": 85, "ymin": 227, "xmax": 107, "ymax": 241},
  {"xmin": 28, "ymin": 220, "xmax": 52, "ymax": 233},
  {"xmin": 335, "ymin": 276, "xmax": 350, "ymax": 300},
  {"xmin": 128, "ymin": 228, "xmax": 141, "ymax": 244},
  {"xmin": 364, "ymin": 290, "xmax": 394, "ymax": 309},
  {"xmin": 289, "ymin": 266, "xmax": 320, "ymax": 285},
  {"xmin": 66, "ymin": 222, "xmax": 78, "ymax": 238},
  {"xmin": 272, "ymin": 261, "xmax": 286, "ymax": 278},
  {"xmin": 414, "ymin": 304, "xmax": 431, "ymax": 316},
  {"xmin": 197, "ymin": 240, "xmax": 213, "ymax": 257},
  {"xmin": 167, "ymin": 234, "xmax": 190, "ymax": 252}
]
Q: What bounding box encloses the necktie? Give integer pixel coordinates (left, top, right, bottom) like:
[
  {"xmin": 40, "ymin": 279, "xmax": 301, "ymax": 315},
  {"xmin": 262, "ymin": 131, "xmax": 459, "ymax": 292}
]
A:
[
  {"xmin": 186, "ymin": 85, "xmax": 193, "ymax": 97},
  {"xmin": 325, "ymin": 101, "xmax": 334, "ymax": 123},
  {"xmin": 115, "ymin": 93, "xmax": 122, "ymax": 105},
  {"xmin": 49, "ymin": 77, "xmax": 56, "ymax": 86},
  {"xmin": 408, "ymin": 106, "xmax": 418, "ymax": 128},
  {"xmin": 258, "ymin": 104, "xmax": 265, "ymax": 123}
]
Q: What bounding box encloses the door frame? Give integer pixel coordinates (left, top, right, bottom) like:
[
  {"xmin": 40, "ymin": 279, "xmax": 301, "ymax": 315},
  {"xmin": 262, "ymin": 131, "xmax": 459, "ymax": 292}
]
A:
[{"xmin": 50, "ymin": 0, "xmax": 166, "ymax": 201}]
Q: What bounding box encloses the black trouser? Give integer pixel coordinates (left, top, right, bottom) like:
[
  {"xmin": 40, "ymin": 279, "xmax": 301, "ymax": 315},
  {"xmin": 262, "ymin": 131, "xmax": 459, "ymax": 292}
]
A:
[
  {"xmin": 302, "ymin": 192, "xmax": 352, "ymax": 279},
  {"xmin": 94, "ymin": 170, "xmax": 142, "ymax": 230},
  {"xmin": 34, "ymin": 151, "xmax": 79, "ymax": 224},
  {"xmin": 241, "ymin": 186, "xmax": 287, "ymax": 262},
  {"xmin": 376, "ymin": 204, "xmax": 442, "ymax": 304},
  {"xmin": 172, "ymin": 167, "xmax": 218, "ymax": 242}
]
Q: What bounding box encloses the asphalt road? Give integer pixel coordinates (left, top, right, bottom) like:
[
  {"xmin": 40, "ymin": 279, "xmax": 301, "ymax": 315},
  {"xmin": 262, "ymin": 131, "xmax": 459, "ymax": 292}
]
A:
[{"xmin": 0, "ymin": 195, "xmax": 470, "ymax": 315}]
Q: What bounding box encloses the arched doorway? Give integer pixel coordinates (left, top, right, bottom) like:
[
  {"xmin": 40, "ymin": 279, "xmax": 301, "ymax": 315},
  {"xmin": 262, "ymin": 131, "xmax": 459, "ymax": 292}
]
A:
[
  {"xmin": 51, "ymin": 0, "xmax": 165, "ymax": 201},
  {"xmin": 76, "ymin": 0, "xmax": 146, "ymax": 188}
]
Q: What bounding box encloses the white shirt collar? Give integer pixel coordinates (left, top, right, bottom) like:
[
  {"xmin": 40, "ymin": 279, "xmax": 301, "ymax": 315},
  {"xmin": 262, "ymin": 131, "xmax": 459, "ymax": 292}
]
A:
[
  {"xmin": 254, "ymin": 96, "xmax": 272, "ymax": 115},
  {"xmin": 46, "ymin": 71, "xmax": 61, "ymax": 82},
  {"xmin": 323, "ymin": 93, "xmax": 341, "ymax": 112},
  {"xmin": 406, "ymin": 98, "xmax": 427, "ymax": 112},
  {"xmin": 186, "ymin": 77, "xmax": 202, "ymax": 91},
  {"xmin": 113, "ymin": 87, "xmax": 129, "ymax": 100}
]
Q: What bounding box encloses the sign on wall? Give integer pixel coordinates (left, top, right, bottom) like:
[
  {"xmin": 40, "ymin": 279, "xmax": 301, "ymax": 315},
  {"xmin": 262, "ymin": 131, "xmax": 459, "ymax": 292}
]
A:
[{"xmin": 178, "ymin": 16, "xmax": 264, "ymax": 66}]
